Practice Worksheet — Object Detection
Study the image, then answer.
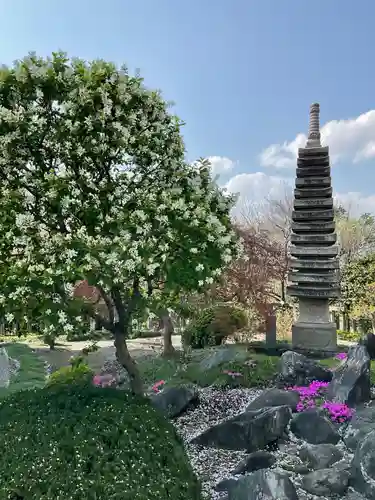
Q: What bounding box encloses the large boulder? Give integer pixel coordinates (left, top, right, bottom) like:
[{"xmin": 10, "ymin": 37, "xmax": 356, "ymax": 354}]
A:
[
  {"xmin": 151, "ymin": 386, "xmax": 199, "ymax": 418},
  {"xmin": 343, "ymin": 404, "xmax": 375, "ymax": 451},
  {"xmin": 231, "ymin": 451, "xmax": 276, "ymax": 475},
  {"xmin": 360, "ymin": 332, "xmax": 375, "ymax": 359},
  {"xmin": 299, "ymin": 443, "xmax": 343, "ymax": 470},
  {"xmin": 191, "ymin": 405, "xmax": 291, "ymax": 452},
  {"xmin": 227, "ymin": 469, "xmax": 299, "ymax": 500},
  {"xmin": 199, "ymin": 346, "xmax": 247, "ymax": 371},
  {"xmin": 290, "ymin": 409, "xmax": 340, "ymax": 444},
  {"xmin": 302, "ymin": 466, "xmax": 350, "ymax": 496},
  {"xmin": 326, "ymin": 344, "xmax": 371, "ymax": 407},
  {"xmin": 351, "ymin": 428, "xmax": 375, "ymax": 498},
  {"xmin": 246, "ymin": 388, "xmax": 300, "ymax": 412},
  {"xmin": 277, "ymin": 351, "xmax": 332, "ymax": 388}
]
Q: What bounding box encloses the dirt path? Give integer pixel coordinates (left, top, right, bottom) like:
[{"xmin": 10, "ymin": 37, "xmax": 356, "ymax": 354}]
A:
[{"xmin": 24, "ymin": 335, "xmax": 182, "ymax": 373}]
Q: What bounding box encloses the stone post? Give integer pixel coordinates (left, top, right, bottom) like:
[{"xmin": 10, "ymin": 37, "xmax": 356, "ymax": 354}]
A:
[{"xmin": 287, "ymin": 103, "xmax": 340, "ymax": 352}]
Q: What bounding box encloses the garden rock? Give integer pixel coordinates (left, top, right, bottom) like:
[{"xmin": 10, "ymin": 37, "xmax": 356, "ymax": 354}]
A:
[
  {"xmin": 299, "ymin": 443, "xmax": 343, "ymax": 470},
  {"xmin": 360, "ymin": 332, "xmax": 375, "ymax": 359},
  {"xmin": 227, "ymin": 469, "xmax": 299, "ymax": 500},
  {"xmin": 246, "ymin": 388, "xmax": 300, "ymax": 412},
  {"xmin": 290, "ymin": 409, "xmax": 340, "ymax": 444},
  {"xmin": 343, "ymin": 405, "xmax": 375, "ymax": 451},
  {"xmin": 151, "ymin": 386, "xmax": 198, "ymax": 418},
  {"xmin": 0, "ymin": 347, "xmax": 10, "ymax": 388},
  {"xmin": 199, "ymin": 346, "xmax": 247, "ymax": 371},
  {"xmin": 277, "ymin": 351, "xmax": 332, "ymax": 388},
  {"xmin": 302, "ymin": 467, "xmax": 350, "ymax": 496},
  {"xmin": 230, "ymin": 451, "xmax": 277, "ymax": 475},
  {"xmin": 191, "ymin": 405, "xmax": 291, "ymax": 452},
  {"xmin": 326, "ymin": 344, "xmax": 371, "ymax": 407},
  {"xmin": 351, "ymin": 428, "xmax": 375, "ymax": 499}
]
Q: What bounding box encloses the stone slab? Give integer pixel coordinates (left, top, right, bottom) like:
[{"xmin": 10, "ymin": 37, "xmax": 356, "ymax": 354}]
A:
[
  {"xmin": 294, "ymin": 187, "xmax": 333, "ymax": 198},
  {"xmin": 294, "ymin": 198, "xmax": 333, "ymax": 209},
  {"xmin": 288, "ymin": 272, "xmax": 338, "ymax": 284},
  {"xmin": 298, "ymin": 146, "xmax": 329, "ymax": 156},
  {"xmin": 292, "ymin": 221, "xmax": 335, "ymax": 232},
  {"xmin": 297, "ymin": 167, "xmax": 330, "ymax": 177},
  {"xmin": 289, "ymin": 258, "xmax": 339, "ymax": 270},
  {"xmin": 290, "ymin": 245, "xmax": 339, "ymax": 257},
  {"xmin": 292, "ymin": 209, "xmax": 334, "ymax": 221},
  {"xmin": 287, "ymin": 285, "xmax": 340, "ymax": 299},
  {"xmin": 290, "ymin": 233, "xmax": 337, "ymax": 244},
  {"xmin": 297, "ymin": 157, "xmax": 329, "ymax": 167},
  {"xmin": 296, "ymin": 177, "xmax": 331, "ymax": 187},
  {"xmin": 292, "ymin": 322, "xmax": 337, "ymax": 352}
]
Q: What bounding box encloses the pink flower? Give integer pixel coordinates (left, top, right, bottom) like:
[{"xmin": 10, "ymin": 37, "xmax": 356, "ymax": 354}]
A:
[
  {"xmin": 223, "ymin": 370, "xmax": 242, "ymax": 378},
  {"xmin": 93, "ymin": 375, "xmax": 101, "ymax": 386},
  {"xmin": 336, "ymin": 352, "xmax": 347, "ymax": 361},
  {"xmin": 152, "ymin": 380, "xmax": 165, "ymax": 393},
  {"xmin": 92, "ymin": 374, "xmax": 116, "ymax": 388}
]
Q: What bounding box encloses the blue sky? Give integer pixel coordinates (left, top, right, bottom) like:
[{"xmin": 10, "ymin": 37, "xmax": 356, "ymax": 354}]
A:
[{"xmin": 1, "ymin": 0, "xmax": 375, "ymax": 214}]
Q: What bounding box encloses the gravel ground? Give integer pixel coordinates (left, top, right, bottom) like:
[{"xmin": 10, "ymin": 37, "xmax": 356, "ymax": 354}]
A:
[{"xmin": 172, "ymin": 387, "xmax": 360, "ymax": 500}]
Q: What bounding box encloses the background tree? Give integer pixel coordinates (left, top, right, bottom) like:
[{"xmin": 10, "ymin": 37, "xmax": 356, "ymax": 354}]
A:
[{"xmin": 0, "ymin": 52, "xmax": 238, "ymax": 394}]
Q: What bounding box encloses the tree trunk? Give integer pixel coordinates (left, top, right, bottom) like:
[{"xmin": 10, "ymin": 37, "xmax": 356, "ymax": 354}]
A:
[
  {"xmin": 161, "ymin": 310, "xmax": 176, "ymax": 357},
  {"xmin": 371, "ymin": 314, "xmax": 375, "ymax": 335},
  {"xmin": 114, "ymin": 332, "xmax": 144, "ymax": 395}
]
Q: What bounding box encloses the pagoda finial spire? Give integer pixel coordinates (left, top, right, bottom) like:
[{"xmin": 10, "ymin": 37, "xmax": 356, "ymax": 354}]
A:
[{"xmin": 306, "ymin": 102, "xmax": 321, "ymax": 148}]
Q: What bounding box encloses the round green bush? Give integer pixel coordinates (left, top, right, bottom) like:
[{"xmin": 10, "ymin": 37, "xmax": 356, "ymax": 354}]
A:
[
  {"xmin": 0, "ymin": 384, "xmax": 202, "ymax": 500},
  {"xmin": 183, "ymin": 305, "xmax": 247, "ymax": 349}
]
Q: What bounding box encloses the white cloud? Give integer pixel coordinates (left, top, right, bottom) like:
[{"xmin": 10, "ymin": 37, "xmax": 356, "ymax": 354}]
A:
[
  {"xmin": 207, "ymin": 156, "xmax": 236, "ymax": 176},
  {"xmin": 260, "ymin": 109, "xmax": 375, "ymax": 168},
  {"xmin": 224, "ymin": 171, "xmax": 375, "ymax": 217}
]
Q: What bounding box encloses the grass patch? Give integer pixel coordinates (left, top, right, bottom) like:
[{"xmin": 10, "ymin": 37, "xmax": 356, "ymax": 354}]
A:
[
  {"xmin": 136, "ymin": 345, "xmax": 375, "ymax": 390},
  {"xmin": 0, "ymin": 343, "xmax": 46, "ymax": 398}
]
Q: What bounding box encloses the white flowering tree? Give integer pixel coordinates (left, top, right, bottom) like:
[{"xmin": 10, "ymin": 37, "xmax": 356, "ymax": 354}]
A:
[{"xmin": 0, "ymin": 52, "xmax": 238, "ymax": 393}]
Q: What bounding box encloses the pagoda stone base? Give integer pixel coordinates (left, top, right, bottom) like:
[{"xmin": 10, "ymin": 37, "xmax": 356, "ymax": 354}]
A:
[{"xmin": 291, "ymin": 297, "xmax": 337, "ymax": 352}]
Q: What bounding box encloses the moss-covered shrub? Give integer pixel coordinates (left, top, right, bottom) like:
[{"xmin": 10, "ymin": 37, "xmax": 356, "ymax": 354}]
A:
[
  {"xmin": 46, "ymin": 358, "xmax": 93, "ymax": 387},
  {"xmin": 337, "ymin": 329, "xmax": 362, "ymax": 342},
  {"xmin": 182, "ymin": 305, "xmax": 247, "ymax": 349},
  {"xmin": 0, "ymin": 384, "xmax": 202, "ymax": 500}
]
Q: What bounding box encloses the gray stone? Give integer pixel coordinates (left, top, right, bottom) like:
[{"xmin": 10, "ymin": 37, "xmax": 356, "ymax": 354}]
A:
[
  {"xmin": 360, "ymin": 333, "xmax": 375, "ymax": 359},
  {"xmin": 289, "ymin": 258, "xmax": 339, "ymax": 270},
  {"xmin": 190, "ymin": 406, "xmax": 292, "ymax": 452},
  {"xmin": 0, "ymin": 348, "xmax": 11, "ymax": 388},
  {"xmin": 351, "ymin": 429, "xmax": 375, "ymax": 498},
  {"xmin": 292, "ymin": 220, "xmax": 335, "ymax": 232},
  {"xmin": 288, "ymin": 286, "xmax": 340, "ymax": 299},
  {"xmin": 150, "ymin": 386, "xmax": 198, "ymax": 418},
  {"xmin": 290, "ymin": 409, "xmax": 340, "ymax": 444},
  {"xmin": 291, "ymin": 322, "xmax": 337, "ymax": 351},
  {"xmin": 227, "ymin": 469, "xmax": 299, "ymax": 500},
  {"xmin": 296, "ymin": 176, "xmax": 331, "ymax": 187},
  {"xmin": 289, "ymin": 245, "xmax": 338, "ymax": 257},
  {"xmin": 326, "ymin": 344, "xmax": 371, "ymax": 407},
  {"xmin": 343, "ymin": 405, "xmax": 375, "ymax": 451},
  {"xmin": 294, "ymin": 198, "xmax": 333, "ymax": 209},
  {"xmin": 230, "ymin": 451, "xmax": 276, "ymax": 475},
  {"xmin": 277, "ymin": 351, "xmax": 332, "ymax": 388},
  {"xmin": 294, "ymin": 186, "xmax": 332, "ymax": 198},
  {"xmin": 299, "ymin": 443, "xmax": 343, "ymax": 470},
  {"xmin": 246, "ymin": 388, "xmax": 300, "ymax": 412},
  {"xmin": 288, "ymin": 271, "xmax": 338, "ymax": 284},
  {"xmin": 290, "ymin": 233, "xmax": 337, "ymax": 244},
  {"xmin": 298, "ymin": 145, "xmax": 329, "ymax": 156},
  {"xmin": 296, "ymin": 166, "xmax": 330, "ymax": 177},
  {"xmin": 302, "ymin": 467, "xmax": 350, "ymax": 496},
  {"xmin": 199, "ymin": 347, "xmax": 247, "ymax": 371}
]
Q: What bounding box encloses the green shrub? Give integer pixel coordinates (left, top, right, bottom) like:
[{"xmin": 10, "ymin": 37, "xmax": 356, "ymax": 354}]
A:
[
  {"xmin": 46, "ymin": 357, "xmax": 93, "ymax": 387},
  {"xmin": 0, "ymin": 384, "xmax": 202, "ymax": 500},
  {"xmin": 182, "ymin": 305, "xmax": 247, "ymax": 349},
  {"xmin": 337, "ymin": 329, "xmax": 362, "ymax": 342}
]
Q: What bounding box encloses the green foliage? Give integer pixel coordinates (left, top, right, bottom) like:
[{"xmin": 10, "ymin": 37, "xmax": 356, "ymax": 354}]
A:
[
  {"xmin": 46, "ymin": 356, "xmax": 93, "ymax": 387},
  {"xmin": 182, "ymin": 305, "xmax": 247, "ymax": 349},
  {"xmin": 0, "ymin": 384, "xmax": 202, "ymax": 500},
  {"xmin": 337, "ymin": 329, "xmax": 362, "ymax": 342}
]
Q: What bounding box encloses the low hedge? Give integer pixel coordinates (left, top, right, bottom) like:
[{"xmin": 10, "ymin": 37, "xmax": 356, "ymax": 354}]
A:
[{"xmin": 0, "ymin": 384, "xmax": 202, "ymax": 500}]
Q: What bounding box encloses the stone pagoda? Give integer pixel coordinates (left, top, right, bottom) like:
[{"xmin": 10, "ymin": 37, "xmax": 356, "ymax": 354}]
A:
[{"xmin": 287, "ymin": 103, "xmax": 340, "ymax": 352}]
